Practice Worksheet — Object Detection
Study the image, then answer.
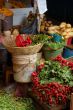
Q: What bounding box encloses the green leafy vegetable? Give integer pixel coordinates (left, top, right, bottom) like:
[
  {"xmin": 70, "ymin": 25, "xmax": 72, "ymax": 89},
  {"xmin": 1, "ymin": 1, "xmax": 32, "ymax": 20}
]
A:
[
  {"xmin": 38, "ymin": 60, "xmax": 73, "ymax": 86},
  {"xmin": 0, "ymin": 92, "xmax": 35, "ymax": 110},
  {"xmin": 44, "ymin": 40, "xmax": 65, "ymax": 50},
  {"xmin": 30, "ymin": 34, "xmax": 49, "ymax": 45}
]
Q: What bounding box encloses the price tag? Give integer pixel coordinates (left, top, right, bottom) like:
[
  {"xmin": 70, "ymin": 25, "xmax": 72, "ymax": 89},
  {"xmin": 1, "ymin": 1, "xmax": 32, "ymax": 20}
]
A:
[{"xmin": 37, "ymin": 0, "xmax": 47, "ymax": 14}]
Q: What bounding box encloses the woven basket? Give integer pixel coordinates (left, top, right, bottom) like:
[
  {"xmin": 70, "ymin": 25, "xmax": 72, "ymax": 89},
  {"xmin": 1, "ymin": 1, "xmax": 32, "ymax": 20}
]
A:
[
  {"xmin": 43, "ymin": 47, "xmax": 63, "ymax": 60},
  {"xmin": 2, "ymin": 37, "xmax": 43, "ymax": 55},
  {"xmin": 43, "ymin": 43, "xmax": 64, "ymax": 51},
  {"xmin": 6, "ymin": 43, "xmax": 43, "ymax": 55},
  {"xmin": 5, "ymin": 43, "xmax": 43, "ymax": 55}
]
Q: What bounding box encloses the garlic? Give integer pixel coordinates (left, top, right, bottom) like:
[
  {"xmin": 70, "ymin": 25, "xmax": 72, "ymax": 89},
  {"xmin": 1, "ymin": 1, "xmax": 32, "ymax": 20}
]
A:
[
  {"xmin": 12, "ymin": 29, "xmax": 19, "ymax": 37},
  {"xmin": 3, "ymin": 30, "xmax": 11, "ymax": 37}
]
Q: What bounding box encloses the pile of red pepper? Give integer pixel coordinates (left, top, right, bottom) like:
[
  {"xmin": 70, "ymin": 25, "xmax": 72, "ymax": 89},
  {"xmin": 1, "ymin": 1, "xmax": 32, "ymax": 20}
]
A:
[{"xmin": 15, "ymin": 34, "xmax": 32, "ymax": 47}]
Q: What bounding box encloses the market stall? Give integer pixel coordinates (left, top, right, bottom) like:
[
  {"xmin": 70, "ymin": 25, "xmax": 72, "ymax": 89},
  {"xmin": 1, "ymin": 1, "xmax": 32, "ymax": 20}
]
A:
[{"xmin": 0, "ymin": 0, "xmax": 73, "ymax": 110}]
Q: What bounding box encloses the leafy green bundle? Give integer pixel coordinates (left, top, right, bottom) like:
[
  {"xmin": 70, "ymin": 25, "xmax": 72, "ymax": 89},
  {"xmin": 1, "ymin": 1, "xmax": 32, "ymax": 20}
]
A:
[{"xmin": 38, "ymin": 60, "xmax": 73, "ymax": 86}]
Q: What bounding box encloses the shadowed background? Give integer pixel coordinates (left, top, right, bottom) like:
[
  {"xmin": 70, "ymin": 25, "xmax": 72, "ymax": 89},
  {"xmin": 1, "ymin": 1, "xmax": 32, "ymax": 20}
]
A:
[{"xmin": 46, "ymin": 0, "xmax": 73, "ymax": 24}]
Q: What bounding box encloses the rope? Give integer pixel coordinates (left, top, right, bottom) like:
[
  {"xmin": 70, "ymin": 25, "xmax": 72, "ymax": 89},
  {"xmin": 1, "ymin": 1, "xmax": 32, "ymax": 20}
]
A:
[{"xmin": 12, "ymin": 54, "xmax": 37, "ymax": 82}]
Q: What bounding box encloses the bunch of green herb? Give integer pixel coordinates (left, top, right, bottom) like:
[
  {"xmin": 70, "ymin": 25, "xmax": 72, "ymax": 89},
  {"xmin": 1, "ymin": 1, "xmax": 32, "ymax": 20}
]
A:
[
  {"xmin": 38, "ymin": 60, "xmax": 73, "ymax": 86},
  {"xmin": 30, "ymin": 34, "xmax": 49, "ymax": 45},
  {"xmin": 44, "ymin": 40, "xmax": 65, "ymax": 50}
]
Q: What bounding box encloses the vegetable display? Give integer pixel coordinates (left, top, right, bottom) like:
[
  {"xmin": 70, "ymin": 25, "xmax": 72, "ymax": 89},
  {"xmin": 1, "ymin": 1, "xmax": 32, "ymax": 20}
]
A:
[
  {"xmin": 0, "ymin": 91, "xmax": 35, "ymax": 110},
  {"xmin": 31, "ymin": 56, "xmax": 73, "ymax": 108},
  {"xmin": 38, "ymin": 60, "xmax": 73, "ymax": 86},
  {"xmin": 32, "ymin": 56, "xmax": 73, "ymax": 86},
  {"xmin": 43, "ymin": 33, "xmax": 65, "ymax": 50},
  {"xmin": 15, "ymin": 34, "xmax": 48, "ymax": 47}
]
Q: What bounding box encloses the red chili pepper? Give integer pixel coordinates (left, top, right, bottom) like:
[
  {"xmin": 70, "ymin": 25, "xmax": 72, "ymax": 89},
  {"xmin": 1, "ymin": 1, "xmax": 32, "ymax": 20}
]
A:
[
  {"xmin": 26, "ymin": 37, "xmax": 32, "ymax": 44},
  {"xmin": 15, "ymin": 35, "xmax": 25, "ymax": 47},
  {"xmin": 15, "ymin": 35, "xmax": 32, "ymax": 47}
]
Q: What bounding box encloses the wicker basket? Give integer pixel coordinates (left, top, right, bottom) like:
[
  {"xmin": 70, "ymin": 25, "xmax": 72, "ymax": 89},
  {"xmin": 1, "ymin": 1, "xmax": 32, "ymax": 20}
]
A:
[
  {"xmin": 4, "ymin": 43, "xmax": 43, "ymax": 55},
  {"xmin": 43, "ymin": 47, "xmax": 63, "ymax": 60},
  {"xmin": 2, "ymin": 36, "xmax": 43, "ymax": 55}
]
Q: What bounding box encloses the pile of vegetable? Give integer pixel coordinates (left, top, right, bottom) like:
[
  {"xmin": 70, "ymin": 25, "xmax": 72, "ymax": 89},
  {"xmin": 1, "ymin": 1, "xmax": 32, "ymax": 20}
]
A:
[
  {"xmin": 38, "ymin": 60, "xmax": 73, "ymax": 86},
  {"xmin": 15, "ymin": 34, "xmax": 48, "ymax": 47},
  {"xmin": 34, "ymin": 56, "xmax": 73, "ymax": 86},
  {"xmin": 31, "ymin": 56, "xmax": 73, "ymax": 108},
  {"xmin": 0, "ymin": 91, "xmax": 35, "ymax": 110},
  {"xmin": 44, "ymin": 33, "xmax": 65, "ymax": 50}
]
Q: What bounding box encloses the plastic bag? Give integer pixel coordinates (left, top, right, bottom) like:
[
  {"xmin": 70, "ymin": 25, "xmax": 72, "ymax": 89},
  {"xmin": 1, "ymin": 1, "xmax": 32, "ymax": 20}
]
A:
[{"xmin": 20, "ymin": 18, "xmax": 38, "ymax": 34}]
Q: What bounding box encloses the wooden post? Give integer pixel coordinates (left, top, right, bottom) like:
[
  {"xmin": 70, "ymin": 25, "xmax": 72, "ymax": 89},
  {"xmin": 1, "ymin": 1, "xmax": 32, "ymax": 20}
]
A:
[{"xmin": 70, "ymin": 93, "xmax": 73, "ymax": 110}]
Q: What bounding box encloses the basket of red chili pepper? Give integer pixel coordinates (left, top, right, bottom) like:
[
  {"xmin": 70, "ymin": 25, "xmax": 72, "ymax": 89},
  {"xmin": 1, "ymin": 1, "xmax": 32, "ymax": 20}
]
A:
[{"xmin": 2, "ymin": 34, "xmax": 45, "ymax": 55}]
